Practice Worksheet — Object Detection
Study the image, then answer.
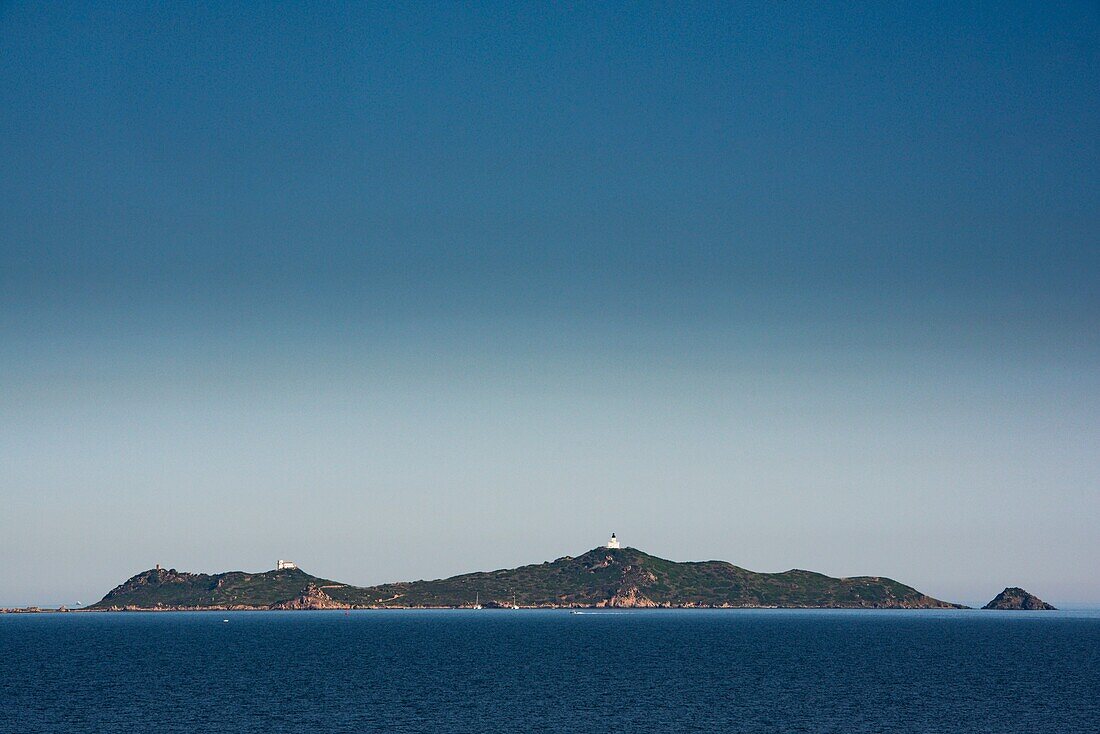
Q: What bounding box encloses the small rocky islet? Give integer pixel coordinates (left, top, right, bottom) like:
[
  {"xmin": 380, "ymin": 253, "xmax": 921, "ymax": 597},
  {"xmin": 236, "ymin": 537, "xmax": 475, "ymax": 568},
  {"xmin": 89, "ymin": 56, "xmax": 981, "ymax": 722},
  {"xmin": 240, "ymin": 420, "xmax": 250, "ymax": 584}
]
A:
[{"xmin": 982, "ymin": 587, "xmax": 1056, "ymax": 610}]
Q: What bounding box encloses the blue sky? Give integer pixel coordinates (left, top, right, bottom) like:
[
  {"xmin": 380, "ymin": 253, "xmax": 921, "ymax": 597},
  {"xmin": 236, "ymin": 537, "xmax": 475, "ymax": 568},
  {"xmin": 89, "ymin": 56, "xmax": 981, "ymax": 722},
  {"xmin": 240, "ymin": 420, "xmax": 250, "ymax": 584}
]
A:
[{"xmin": 1, "ymin": 2, "xmax": 1097, "ymax": 607}]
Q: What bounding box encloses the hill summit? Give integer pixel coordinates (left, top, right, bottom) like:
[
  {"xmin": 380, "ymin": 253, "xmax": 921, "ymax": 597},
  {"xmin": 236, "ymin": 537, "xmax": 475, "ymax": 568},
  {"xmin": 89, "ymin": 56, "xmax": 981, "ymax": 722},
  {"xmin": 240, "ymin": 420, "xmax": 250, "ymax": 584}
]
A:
[{"xmin": 90, "ymin": 546, "xmax": 964, "ymax": 610}]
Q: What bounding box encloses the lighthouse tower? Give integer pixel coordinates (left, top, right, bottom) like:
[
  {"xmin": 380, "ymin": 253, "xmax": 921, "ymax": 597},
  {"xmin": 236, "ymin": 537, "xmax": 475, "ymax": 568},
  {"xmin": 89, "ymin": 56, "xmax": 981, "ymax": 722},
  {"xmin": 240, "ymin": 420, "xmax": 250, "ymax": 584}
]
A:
[{"xmin": 607, "ymin": 533, "xmax": 621, "ymax": 549}]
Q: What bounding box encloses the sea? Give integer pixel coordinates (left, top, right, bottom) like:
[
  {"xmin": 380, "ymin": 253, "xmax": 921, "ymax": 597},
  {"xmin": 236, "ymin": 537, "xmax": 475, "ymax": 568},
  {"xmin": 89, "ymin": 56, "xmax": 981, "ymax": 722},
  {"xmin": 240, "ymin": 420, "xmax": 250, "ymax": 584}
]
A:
[{"xmin": 2, "ymin": 608, "xmax": 1098, "ymax": 733}]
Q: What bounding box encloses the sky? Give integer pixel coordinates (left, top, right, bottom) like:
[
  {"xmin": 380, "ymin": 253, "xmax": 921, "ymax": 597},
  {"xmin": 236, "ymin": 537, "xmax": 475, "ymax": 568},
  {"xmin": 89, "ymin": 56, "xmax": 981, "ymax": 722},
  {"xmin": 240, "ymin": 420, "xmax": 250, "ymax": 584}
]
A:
[{"xmin": 1, "ymin": 1, "xmax": 1097, "ymax": 608}]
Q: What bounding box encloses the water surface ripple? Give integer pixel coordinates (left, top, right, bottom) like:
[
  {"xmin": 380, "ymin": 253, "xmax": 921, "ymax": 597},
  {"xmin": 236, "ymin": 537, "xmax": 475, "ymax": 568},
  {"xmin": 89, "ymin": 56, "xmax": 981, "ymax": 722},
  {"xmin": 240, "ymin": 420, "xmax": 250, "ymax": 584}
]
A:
[{"xmin": 2, "ymin": 609, "xmax": 1098, "ymax": 732}]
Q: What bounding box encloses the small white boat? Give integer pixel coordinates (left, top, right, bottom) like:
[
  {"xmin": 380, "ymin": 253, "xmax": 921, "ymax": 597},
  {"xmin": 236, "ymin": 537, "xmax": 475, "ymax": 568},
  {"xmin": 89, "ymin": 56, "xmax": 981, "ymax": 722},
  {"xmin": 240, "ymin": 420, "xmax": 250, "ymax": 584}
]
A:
[
  {"xmin": 472, "ymin": 593, "xmax": 482, "ymax": 610},
  {"xmin": 511, "ymin": 593, "xmax": 519, "ymax": 610}
]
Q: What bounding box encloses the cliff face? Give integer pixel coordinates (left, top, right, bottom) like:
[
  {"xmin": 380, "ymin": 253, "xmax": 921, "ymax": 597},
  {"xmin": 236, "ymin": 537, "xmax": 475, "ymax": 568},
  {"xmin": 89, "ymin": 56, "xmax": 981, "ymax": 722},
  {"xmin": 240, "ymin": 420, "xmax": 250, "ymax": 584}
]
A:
[
  {"xmin": 982, "ymin": 587, "xmax": 1056, "ymax": 610},
  {"xmin": 91, "ymin": 547, "xmax": 965, "ymax": 610}
]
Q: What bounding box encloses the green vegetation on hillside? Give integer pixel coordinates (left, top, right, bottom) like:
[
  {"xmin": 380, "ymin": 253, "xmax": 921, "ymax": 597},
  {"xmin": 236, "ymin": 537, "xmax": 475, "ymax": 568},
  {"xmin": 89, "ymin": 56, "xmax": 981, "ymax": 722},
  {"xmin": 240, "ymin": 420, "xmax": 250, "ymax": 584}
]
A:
[
  {"xmin": 325, "ymin": 547, "xmax": 960, "ymax": 608},
  {"xmin": 91, "ymin": 547, "xmax": 963, "ymax": 610},
  {"xmin": 89, "ymin": 567, "xmax": 339, "ymax": 609}
]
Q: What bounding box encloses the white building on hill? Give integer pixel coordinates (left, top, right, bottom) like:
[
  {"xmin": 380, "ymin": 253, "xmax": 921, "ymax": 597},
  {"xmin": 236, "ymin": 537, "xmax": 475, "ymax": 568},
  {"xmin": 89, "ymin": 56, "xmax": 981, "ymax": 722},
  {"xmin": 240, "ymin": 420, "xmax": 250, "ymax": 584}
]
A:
[
  {"xmin": 607, "ymin": 533, "xmax": 621, "ymax": 549},
  {"xmin": 277, "ymin": 559, "xmax": 298, "ymax": 570}
]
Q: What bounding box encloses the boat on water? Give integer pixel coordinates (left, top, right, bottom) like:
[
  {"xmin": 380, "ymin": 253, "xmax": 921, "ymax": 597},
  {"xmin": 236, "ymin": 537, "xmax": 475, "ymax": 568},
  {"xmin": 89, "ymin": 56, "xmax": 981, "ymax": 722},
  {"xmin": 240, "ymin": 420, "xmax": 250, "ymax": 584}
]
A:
[
  {"xmin": 472, "ymin": 593, "xmax": 482, "ymax": 610},
  {"xmin": 511, "ymin": 593, "xmax": 519, "ymax": 610}
]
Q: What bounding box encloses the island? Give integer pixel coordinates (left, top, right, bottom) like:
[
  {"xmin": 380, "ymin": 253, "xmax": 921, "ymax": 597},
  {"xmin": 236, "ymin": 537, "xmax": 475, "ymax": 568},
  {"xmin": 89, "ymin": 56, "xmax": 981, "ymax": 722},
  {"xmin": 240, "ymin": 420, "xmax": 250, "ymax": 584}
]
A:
[
  {"xmin": 982, "ymin": 587, "xmax": 1056, "ymax": 610},
  {"xmin": 87, "ymin": 541, "xmax": 967, "ymax": 610}
]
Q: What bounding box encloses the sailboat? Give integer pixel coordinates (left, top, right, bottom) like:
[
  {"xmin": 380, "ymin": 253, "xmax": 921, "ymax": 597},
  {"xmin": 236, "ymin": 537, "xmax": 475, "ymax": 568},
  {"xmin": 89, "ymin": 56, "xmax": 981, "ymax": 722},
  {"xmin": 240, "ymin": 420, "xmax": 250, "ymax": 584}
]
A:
[
  {"xmin": 472, "ymin": 593, "xmax": 482, "ymax": 610},
  {"xmin": 511, "ymin": 592, "xmax": 519, "ymax": 610}
]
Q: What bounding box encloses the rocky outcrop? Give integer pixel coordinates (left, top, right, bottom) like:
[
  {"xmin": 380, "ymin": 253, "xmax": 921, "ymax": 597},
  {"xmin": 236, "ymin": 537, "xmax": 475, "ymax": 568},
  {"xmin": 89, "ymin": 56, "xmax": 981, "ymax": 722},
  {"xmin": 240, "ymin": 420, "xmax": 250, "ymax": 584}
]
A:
[
  {"xmin": 585, "ymin": 558, "xmax": 662, "ymax": 607},
  {"xmin": 598, "ymin": 585, "xmax": 659, "ymax": 608},
  {"xmin": 270, "ymin": 584, "xmax": 349, "ymax": 610},
  {"xmin": 982, "ymin": 587, "xmax": 1055, "ymax": 610}
]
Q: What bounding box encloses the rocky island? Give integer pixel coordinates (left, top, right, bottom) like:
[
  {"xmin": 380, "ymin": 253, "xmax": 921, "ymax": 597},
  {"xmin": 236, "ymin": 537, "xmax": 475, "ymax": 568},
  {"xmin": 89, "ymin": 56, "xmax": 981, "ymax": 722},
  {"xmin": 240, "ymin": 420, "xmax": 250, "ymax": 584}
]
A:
[
  {"xmin": 88, "ymin": 544, "xmax": 966, "ymax": 610},
  {"xmin": 982, "ymin": 587, "xmax": 1056, "ymax": 610}
]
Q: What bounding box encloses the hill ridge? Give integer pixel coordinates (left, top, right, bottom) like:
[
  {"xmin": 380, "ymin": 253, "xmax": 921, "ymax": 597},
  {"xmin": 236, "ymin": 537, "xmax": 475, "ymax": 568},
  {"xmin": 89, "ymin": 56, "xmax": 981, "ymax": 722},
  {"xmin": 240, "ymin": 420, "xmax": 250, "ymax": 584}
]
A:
[{"xmin": 89, "ymin": 546, "xmax": 966, "ymax": 610}]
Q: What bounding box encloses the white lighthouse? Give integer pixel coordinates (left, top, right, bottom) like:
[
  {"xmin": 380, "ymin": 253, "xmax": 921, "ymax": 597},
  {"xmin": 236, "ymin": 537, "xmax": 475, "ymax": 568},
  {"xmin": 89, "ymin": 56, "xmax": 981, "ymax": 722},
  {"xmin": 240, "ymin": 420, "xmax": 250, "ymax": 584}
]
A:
[{"xmin": 606, "ymin": 533, "xmax": 621, "ymax": 549}]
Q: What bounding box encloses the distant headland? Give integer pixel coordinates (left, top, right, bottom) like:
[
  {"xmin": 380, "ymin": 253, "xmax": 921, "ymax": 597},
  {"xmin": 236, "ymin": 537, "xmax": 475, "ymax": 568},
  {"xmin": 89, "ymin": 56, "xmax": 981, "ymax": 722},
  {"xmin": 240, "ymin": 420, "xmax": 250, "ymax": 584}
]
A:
[
  {"xmin": 2, "ymin": 535, "xmax": 1062, "ymax": 613},
  {"xmin": 77, "ymin": 534, "xmax": 973, "ymax": 611}
]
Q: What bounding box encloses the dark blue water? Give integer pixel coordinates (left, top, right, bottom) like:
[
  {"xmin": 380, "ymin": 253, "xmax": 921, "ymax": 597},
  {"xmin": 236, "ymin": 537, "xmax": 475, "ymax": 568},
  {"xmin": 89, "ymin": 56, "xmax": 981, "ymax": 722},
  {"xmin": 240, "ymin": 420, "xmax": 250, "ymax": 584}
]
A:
[{"xmin": 2, "ymin": 609, "xmax": 1098, "ymax": 733}]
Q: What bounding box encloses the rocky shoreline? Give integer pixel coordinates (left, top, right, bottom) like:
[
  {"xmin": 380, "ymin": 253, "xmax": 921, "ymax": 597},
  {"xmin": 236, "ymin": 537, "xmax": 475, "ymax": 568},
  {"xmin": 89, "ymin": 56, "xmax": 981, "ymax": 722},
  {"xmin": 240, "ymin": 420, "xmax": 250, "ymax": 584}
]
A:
[
  {"xmin": 2, "ymin": 596, "xmax": 1064, "ymax": 613},
  {"xmin": 6, "ymin": 599, "xmax": 977, "ymax": 613}
]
